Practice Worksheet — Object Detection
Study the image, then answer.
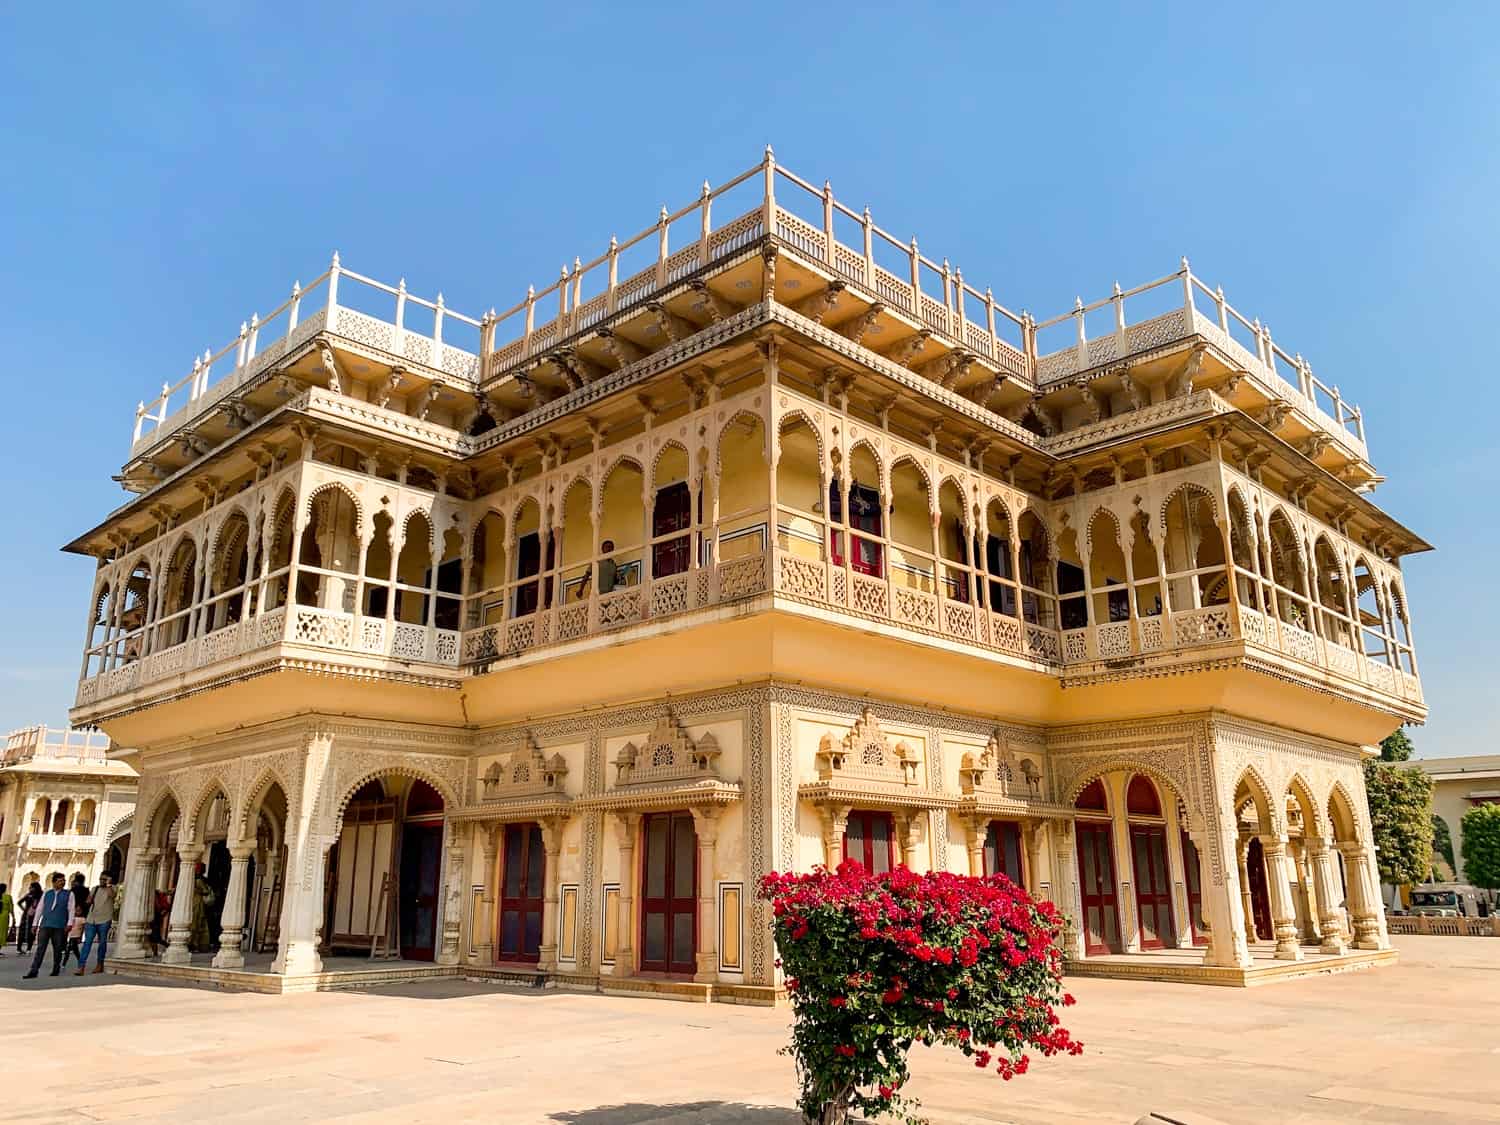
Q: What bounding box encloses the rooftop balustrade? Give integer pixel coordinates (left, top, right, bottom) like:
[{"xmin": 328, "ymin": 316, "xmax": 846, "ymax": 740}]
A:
[
  {"xmin": 3, "ymin": 724, "xmax": 111, "ymax": 766},
  {"xmin": 121, "ymin": 150, "xmax": 1367, "ymax": 465}
]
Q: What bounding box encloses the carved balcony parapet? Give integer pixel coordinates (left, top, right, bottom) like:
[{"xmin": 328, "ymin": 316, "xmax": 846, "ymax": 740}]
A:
[
  {"xmin": 801, "ymin": 708, "xmax": 953, "ymax": 813},
  {"xmin": 479, "ymin": 736, "xmax": 570, "ymax": 807},
  {"xmin": 612, "ymin": 714, "xmax": 723, "ymax": 788}
]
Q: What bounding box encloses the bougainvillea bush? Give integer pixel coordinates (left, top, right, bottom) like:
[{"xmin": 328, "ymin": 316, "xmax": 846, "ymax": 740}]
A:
[{"xmin": 759, "ymin": 861, "xmax": 1082, "ymax": 1125}]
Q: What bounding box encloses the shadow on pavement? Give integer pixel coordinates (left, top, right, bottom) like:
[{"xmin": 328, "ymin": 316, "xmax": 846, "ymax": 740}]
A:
[{"xmin": 548, "ymin": 1102, "xmax": 800, "ymax": 1124}]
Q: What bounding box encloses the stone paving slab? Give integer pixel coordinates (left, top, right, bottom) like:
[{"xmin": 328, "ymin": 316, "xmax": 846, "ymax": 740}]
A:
[{"xmin": 1, "ymin": 936, "xmax": 1496, "ymax": 1123}]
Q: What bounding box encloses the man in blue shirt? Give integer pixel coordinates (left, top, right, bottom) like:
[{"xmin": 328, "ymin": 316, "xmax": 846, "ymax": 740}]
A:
[{"xmin": 23, "ymin": 872, "xmax": 76, "ymax": 979}]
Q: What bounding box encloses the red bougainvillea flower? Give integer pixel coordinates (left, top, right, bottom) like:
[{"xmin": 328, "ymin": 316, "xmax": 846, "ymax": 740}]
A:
[{"xmin": 759, "ymin": 861, "xmax": 1081, "ymax": 1123}]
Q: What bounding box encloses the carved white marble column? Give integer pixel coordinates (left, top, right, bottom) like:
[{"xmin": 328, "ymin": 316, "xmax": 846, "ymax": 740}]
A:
[
  {"xmin": 162, "ymin": 845, "xmax": 202, "ymax": 964},
  {"xmin": 272, "ymin": 836, "xmax": 330, "ymax": 976},
  {"xmin": 896, "ymin": 812, "xmax": 922, "ymax": 870},
  {"xmin": 212, "ymin": 843, "xmax": 256, "ymax": 968},
  {"xmin": 438, "ymin": 833, "xmax": 465, "ymax": 967},
  {"xmin": 1052, "ymin": 820, "xmax": 1085, "ymax": 961},
  {"xmin": 116, "ymin": 845, "xmax": 159, "ymax": 961},
  {"xmin": 537, "ymin": 818, "xmax": 564, "ymax": 973},
  {"xmin": 475, "ymin": 825, "xmax": 499, "ymax": 965},
  {"xmin": 1025, "ymin": 821, "xmax": 1048, "ymax": 900},
  {"xmin": 1307, "ymin": 836, "xmax": 1347, "ymax": 955},
  {"xmin": 1260, "ymin": 834, "xmax": 1303, "ymax": 961},
  {"xmin": 1341, "ymin": 842, "xmax": 1385, "ymax": 950},
  {"xmin": 965, "ymin": 817, "xmax": 986, "ymax": 877},
  {"xmin": 1235, "ymin": 837, "xmax": 1259, "ymax": 945},
  {"xmin": 1199, "ymin": 828, "xmax": 1251, "ymax": 969},
  {"xmin": 612, "ymin": 812, "xmax": 640, "ymax": 978},
  {"xmin": 819, "ymin": 804, "xmax": 849, "ymax": 869},
  {"xmin": 1291, "ymin": 841, "xmax": 1318, "ymax": 943},
  {"xmin": 691, "ymin": 807, "xmax": 720, "ymax": 984}
]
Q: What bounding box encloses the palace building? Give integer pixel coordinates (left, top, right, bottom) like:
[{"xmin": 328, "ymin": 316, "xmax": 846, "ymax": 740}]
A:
[
  {"xmin": 1, "ymin": 725, "xmax": 138, "ymax": 899},
  {"xmin": 67, "ymin": 150, "xmax": 1427, "ymax": 994}
]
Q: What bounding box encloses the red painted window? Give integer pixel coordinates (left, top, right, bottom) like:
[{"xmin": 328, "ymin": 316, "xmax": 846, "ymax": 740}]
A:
[
  {"xmin": 830, "ymin": 483, "xmax": 883, "ymax": 577},
  {"xmin": 1074, "ymin": 779, "xmax": 1108, "ymax": 812},
  {"xmin": 843, "ymin": 810, "xmax": 895, "ymax": 875},
  {"xmin": 498, "ymin": 822, "xmax": 545, "ymax": 962},
  {"xmin": 1126, "ymin": 775, "xmax": 1162, "ymax": 817},
  {"xmin": 640, "ymin": 812, "xmax": 697, "ymax": 974},
  {"xmin": 652, "ymin": 482, "xmax": 692, "ymax": 579},
  {"xmin": 1181, "ymin": 831, "xmax": 1209, "ymax": 946}
]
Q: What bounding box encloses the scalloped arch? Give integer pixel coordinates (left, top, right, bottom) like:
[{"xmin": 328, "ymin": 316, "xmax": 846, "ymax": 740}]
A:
[
  {"xmin": 234, "ymin": 765, "xmax": 293, "ymax": 839},
  {"xmin": 303, "ymin": 480, "xmax": 364, "ymax": 534},
  {"xmin": 716, "ymin": 409, "xmax": 769, "ymax": 475},
  {"xmin": 1085, "ymin": 507, "xmax": 1124, "ymax": 558},
  {"xmin": 1158, "ymin": 482, "xmax": 1220, "ymax": 536},
  {"xmin": 331, "ymin": 764, "xmax": 460, "ymax": 834},
  {"xmin": 775, "ymin": 409, "xmax": 825, "ymax": 472}
]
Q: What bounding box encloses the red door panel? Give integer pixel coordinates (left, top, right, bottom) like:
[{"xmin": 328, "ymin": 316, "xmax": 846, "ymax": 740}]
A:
[
  {"xmin": 1076, "ymin": 821, "xmax": 1121, "ymax": 956},
  {"xmin": 498, "ymin": 822, "xmax": 545, "ymax": 963},
  {"xmin": 1130, "ymin": 825, "xmax": 1175, "ymax": 950},
  {"xmin": 640, "ymin": 812, "xmax": 697, "ymax": 974},
  {"xmin": 1181, "ymin": 832, "xmax": 1209, "ymax": 946}
]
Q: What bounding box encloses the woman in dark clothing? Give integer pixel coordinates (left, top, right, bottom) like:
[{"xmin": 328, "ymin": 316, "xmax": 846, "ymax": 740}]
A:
[
  {"xmin": 17, "ymin": 881, "xmax": 42, "ymax": 954},
  {"xmin": 62, "ymin": 873, "xmax": 90, "ymax": 967}
]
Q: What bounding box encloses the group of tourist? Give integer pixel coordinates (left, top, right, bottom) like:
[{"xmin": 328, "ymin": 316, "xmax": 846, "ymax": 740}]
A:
[{"xmin": 0, "ymin": 871, "xmax": 118, "ymax": 979}]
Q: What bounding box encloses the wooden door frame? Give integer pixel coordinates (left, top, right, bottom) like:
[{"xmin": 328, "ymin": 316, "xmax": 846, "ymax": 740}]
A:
[
  {"xmin": 1128, "ymin": 823, "xmax": 1175, "ymax": 951},
  {"xmin": 496, "ymin": 821, "xmax": 545, "ymax": 964}
]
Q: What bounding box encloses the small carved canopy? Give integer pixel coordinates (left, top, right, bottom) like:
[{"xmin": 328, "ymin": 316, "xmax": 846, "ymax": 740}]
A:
[
  {"xmin": 482, "ymin": 736, "xmax": 568, "ymax": 799},
  {"xmin": 960, "ymin": 731, "xmax": 1042, "ymax": 800},
  {"xmin": 816, "ymin": 707, "xmax": 921, "ymax": 787},
  {"xmin": 614, "ymin": 714, "xmax": 722, "ymax": 786}
]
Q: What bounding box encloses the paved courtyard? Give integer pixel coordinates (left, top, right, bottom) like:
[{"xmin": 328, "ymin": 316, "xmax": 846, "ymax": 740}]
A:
[{"xmin": 3, "ymin": 936, "xmax": 1497, "ymax": 1124}]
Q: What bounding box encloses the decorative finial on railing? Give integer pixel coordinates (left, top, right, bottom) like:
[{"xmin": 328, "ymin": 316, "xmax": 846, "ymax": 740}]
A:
[
  {"xmin": 1112, "ymin": 281, "xmax": 1122, "ymax": 296},
  {"xmin": 1074, "ymin": 296, "xmax": 1084, "ymax": 311},
  {"xmin": 863, "ymin": 205, "xmax": 871, "ymax": 221},
  {"xmin": 609, "ymin": 234, "xmax": 618, "ymax": 251},
  {"xmin": 561, "ymin": 263, "xmax": 570, "ymax": 279},
  {"xmin": 435, "ymin": 292, "xmax": 445, "ymax": 308},
  {"xmin": 702, "ymin": 180, "xmax": 711, "ymax": 198},
  {"xmin": 824, "ymin": 179, "xmax": 832, "ymax": 196},
  {"xmin": 398, "ymin": 277, "xmax": 406, "ymax": 293},
  {"xmin": 239, "ymin": 320, "xmax": 248, "ymax": 337},
  {"xmin": 331, "ymin": 250, "xmax": 341, "ymax": 269},
  {"xmin": 659, "ymin": 204, "xmax": 669, "ymax": 222},
  {"xmin": 574, "ymin": 255, "xmax": 582, "ymax": 272},
  {"xmin": 764, "ymin": 143, "xmax": 775, "ymax": 159},
  {"xmin": 910, "ymin": 236, "xmax": 919, "ymax": 252},
  {"xmin": 203, "ymin": 347, "xmax": 212, "ymax": 364},
  {"xmin": 1179, "ymin": 255, "xmax": 1191, "ymax": 273},
  {"xmin": 527, "ymin": 284, "xmax": 535, "ymax": 299},
  {"xmin": 250, "ymin": 311, "xmax": 259, "ymax": 329},
  {"xmin": 292, "ymin": 279, "xmax": 301, "ymax": 297}
]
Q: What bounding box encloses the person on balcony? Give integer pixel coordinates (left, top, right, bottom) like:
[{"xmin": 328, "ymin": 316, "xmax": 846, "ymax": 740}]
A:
[{"xmin": 581, "ymin": 541, "xmax": 620, "ymax": 601}]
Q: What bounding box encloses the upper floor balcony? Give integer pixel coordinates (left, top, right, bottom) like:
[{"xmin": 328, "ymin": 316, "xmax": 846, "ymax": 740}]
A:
[
  {"xmin": 3, "ymin": 725, "xmax": 111, "ymax": 767},
  {"xmin": 117, "ymin": 151, "xmax": 1369, "ymax": 478},
  {"xmin": 74, "ymin": 383, "xmax": 1422, "ymax": 726}
]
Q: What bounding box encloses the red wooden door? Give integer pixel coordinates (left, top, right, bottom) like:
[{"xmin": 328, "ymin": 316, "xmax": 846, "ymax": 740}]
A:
[
  {"xmin": 830, "ymin": 483, "xmax": 884, "ymax": 576},
  {"xmin": 1076, "ymin": 821, "xmax": 1121, "ymax": 955},
  {"xmin": 843, "ymin": 810, "xmax": 895, "ymax": 875},
  {"xmin": 641, "ymin": 812, "xmax": 697, "ymax": 974},
  {"xmin": 1181, "ymin": 831, "xmax": 1209, "ymax": 946},
  {"xmin": 1130, "ymin": 825, "xmax": 1175, "ymax": 950},
  {"xmin": 1245, "ymin": 838, "xmax": 1274, "ymax": 940},
  {"xmin": 498, "ymin": 822, "xmax": 545, "ymax": 962},
  {"xmin": 652, "ymin": 482, "xmax": 691, "ymax": 578},
  {"xmin": 984, "ymin": 820, "xmax": 1025, "ymax": 886}
]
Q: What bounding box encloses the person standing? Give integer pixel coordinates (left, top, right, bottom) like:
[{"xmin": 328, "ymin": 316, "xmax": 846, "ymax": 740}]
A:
[
  {"xmin": 0, "ymin": 884, "xmax": 12, "ymax": 955},
  {"xmin": 62, "ymin": 873, "xmax": 89, "ymax": 968},
  {"xmin": 75, "ymin": 873, "xmax": 116, "ymax": 975},
  {"xmin": 22, "ymin": 873, "xmax": 76, "ymax": 979},
  {"xmin": 17, "ymin": 881, "xmax": 41, "ymax": 954}
]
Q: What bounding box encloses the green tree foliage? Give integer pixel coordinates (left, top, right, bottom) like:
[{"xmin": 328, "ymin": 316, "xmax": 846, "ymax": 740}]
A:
[
  {"xmin": 1363, "ymin": 758, "xmax": 1433, "ymax": 884},
  {"xmin": 1379, "ymin": 728, "xmax": 1415, "ymax": 762},
  {"xmin": 1431, "ymin": 815, "xmax": 1456, "ymax": 876},
  {"xmin": 1460, "ymin": 804, "xmax": 1500, "ymax": 890}
]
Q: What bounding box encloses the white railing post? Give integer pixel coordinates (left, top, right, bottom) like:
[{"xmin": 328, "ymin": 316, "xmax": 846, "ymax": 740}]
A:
[
  {"xmin": 1332, "ymin": 384, "xmax": 1344, "ymax": 427},
  {"xmin": 1297, "ymin": 356, "xmax": 1312, "ymax": 399},
  {"xmin": 822, "ymin": 180, "xmax": 835, "ymax": 267},
  {"xmin": 953, "ymin": 266, "xmax": 966, "ymax": 339},
  {"xmin": 159, "ymin": 381, "xmax": 172, "ymax": 420},
  {"xmin": 1263, "ymin": 324, "xmax": 1277, "ymax": 380},
  {"xmin": 394, "ymin": 277, "xmax": 408, "ymax": 354},
  {"xmin": 1179, "ymin": 256, "xmax": 1193, "ymax": 315},
  {"xmin": 558, "ymin": 264, "xmax": 569, "ymax": 326},
  {"xmin": 606, "ymin": 236, "xmax": 619, "ymax": 313},
  {"xmin": 762, "ymin": 144, "xmax": 776, "ymax": 240},
  {"xmin": 700, "ymin": 181, "xmax": 713, "ymax": 268},
  {"xmin": 1215, "ymin": 285, "xmax": 1229, "ymax": 334},
  {"xmin": 572, "ymin": 256, "xmax": 583, "ymax": 327},
  {"xmin": 433, "ymin": 291, "xmax": 445, "ymax": 354},
  {"xmin": 188, "ymin": 358, "xmax": 203, "ymax": 402},
  {"xmin": 247, "ymin": 313, "xmax": 260, "ymax": 363},
  {"xmin": 133, "ymin": 402, "xmax": 147, "ymax": 442},
  {"xmin": 942, "ymin": 259, "xmax": 956, "ymax": 334},
  {"xmin": 861, "ymin": 206, "xmax": 874, "ymax": 287},
  {"xmin": 909, "ymin": 238, "xmax": 921, "ymax": 312},
  {"xmin": 655, "ymin": 206, "xmax": 669, "ymax": 287},
  {"xmin": 1074, "ymin": 296, "xmax": 1086, "ymax": 353},
  {"xmin": 985, "ymin": 288, "xmax": 998, "ymax": 357},
  {"xmin": 327, "ymin": 250, "xmax": 342, "ymax": 330},
  {"xmin": 1253, "ymin": 317, "xmax": 1266, "ymax": 365},
  {"xmin": 1112, "ymin": 281, "xmax": 1126, "ymax": 344},
  {"xmin": 523, "ymin": 284, "xmax": 536, "ymax": 357},
  {"xmin": 234, "ymin": 321, "xmax": 248, "ymax": 371},
  {"xmin": 288, "ymin": 280, "xmax": 302, "ymax": 336},
  {"xmin": 1355, "ymin": 408, "xmax": 1366, "ymax": 445}
]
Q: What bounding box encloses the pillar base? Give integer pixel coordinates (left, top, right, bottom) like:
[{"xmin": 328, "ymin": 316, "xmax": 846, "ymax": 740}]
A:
[
  {"xmin": 162, "ymin": 944, "xmax": 193, "ymax": 965},
  {"xmin": 212, "ymin": 944, "xmax": 245, "ymax": 969},
  {"xmin": 272, "ymin": 940, "xmax": 323, "ymax": 976},
  {"xmin": 1273, "ymin": 941, "xmax": 1303, "ymax": 961},
  {"xmin": 611, "ymin": 953, "xmax": 634, "ymax": 978},
  {"xmin": 694, "ymin": 952, "xmax": 718, "ymax": 984}
]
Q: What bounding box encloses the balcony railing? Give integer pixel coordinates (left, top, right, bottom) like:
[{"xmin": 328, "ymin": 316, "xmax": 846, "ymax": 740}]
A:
[{"xmin": 22, "ymin": 832, "xmax": 102, "ymax": 851}]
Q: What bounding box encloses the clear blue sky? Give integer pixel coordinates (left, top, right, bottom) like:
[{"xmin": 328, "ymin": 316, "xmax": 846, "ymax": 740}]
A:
[{"xmin": 2, "ymin": 4, "xmax": 1493, "ymax": 757}]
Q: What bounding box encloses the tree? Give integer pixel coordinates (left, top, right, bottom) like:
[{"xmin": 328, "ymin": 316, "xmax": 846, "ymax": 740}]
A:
[
  {"xmin": 1380, "ymin": 728, "xmax": 1415, "ymax": 762},
  {"xmin": 1432, "ymin": 815, "xmax": 1456, "ymax": 878},
  {"xmin": 760, "ymin": 862, "xmax": 1081, "ymax": 1125},
  {"xmin": 1363, "ymin": 758, "xmax": 1433, "ymax": 885},
  {"xmin": 1461, "ymin": 804, "xmax": 1500, "ymax": 890}
]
